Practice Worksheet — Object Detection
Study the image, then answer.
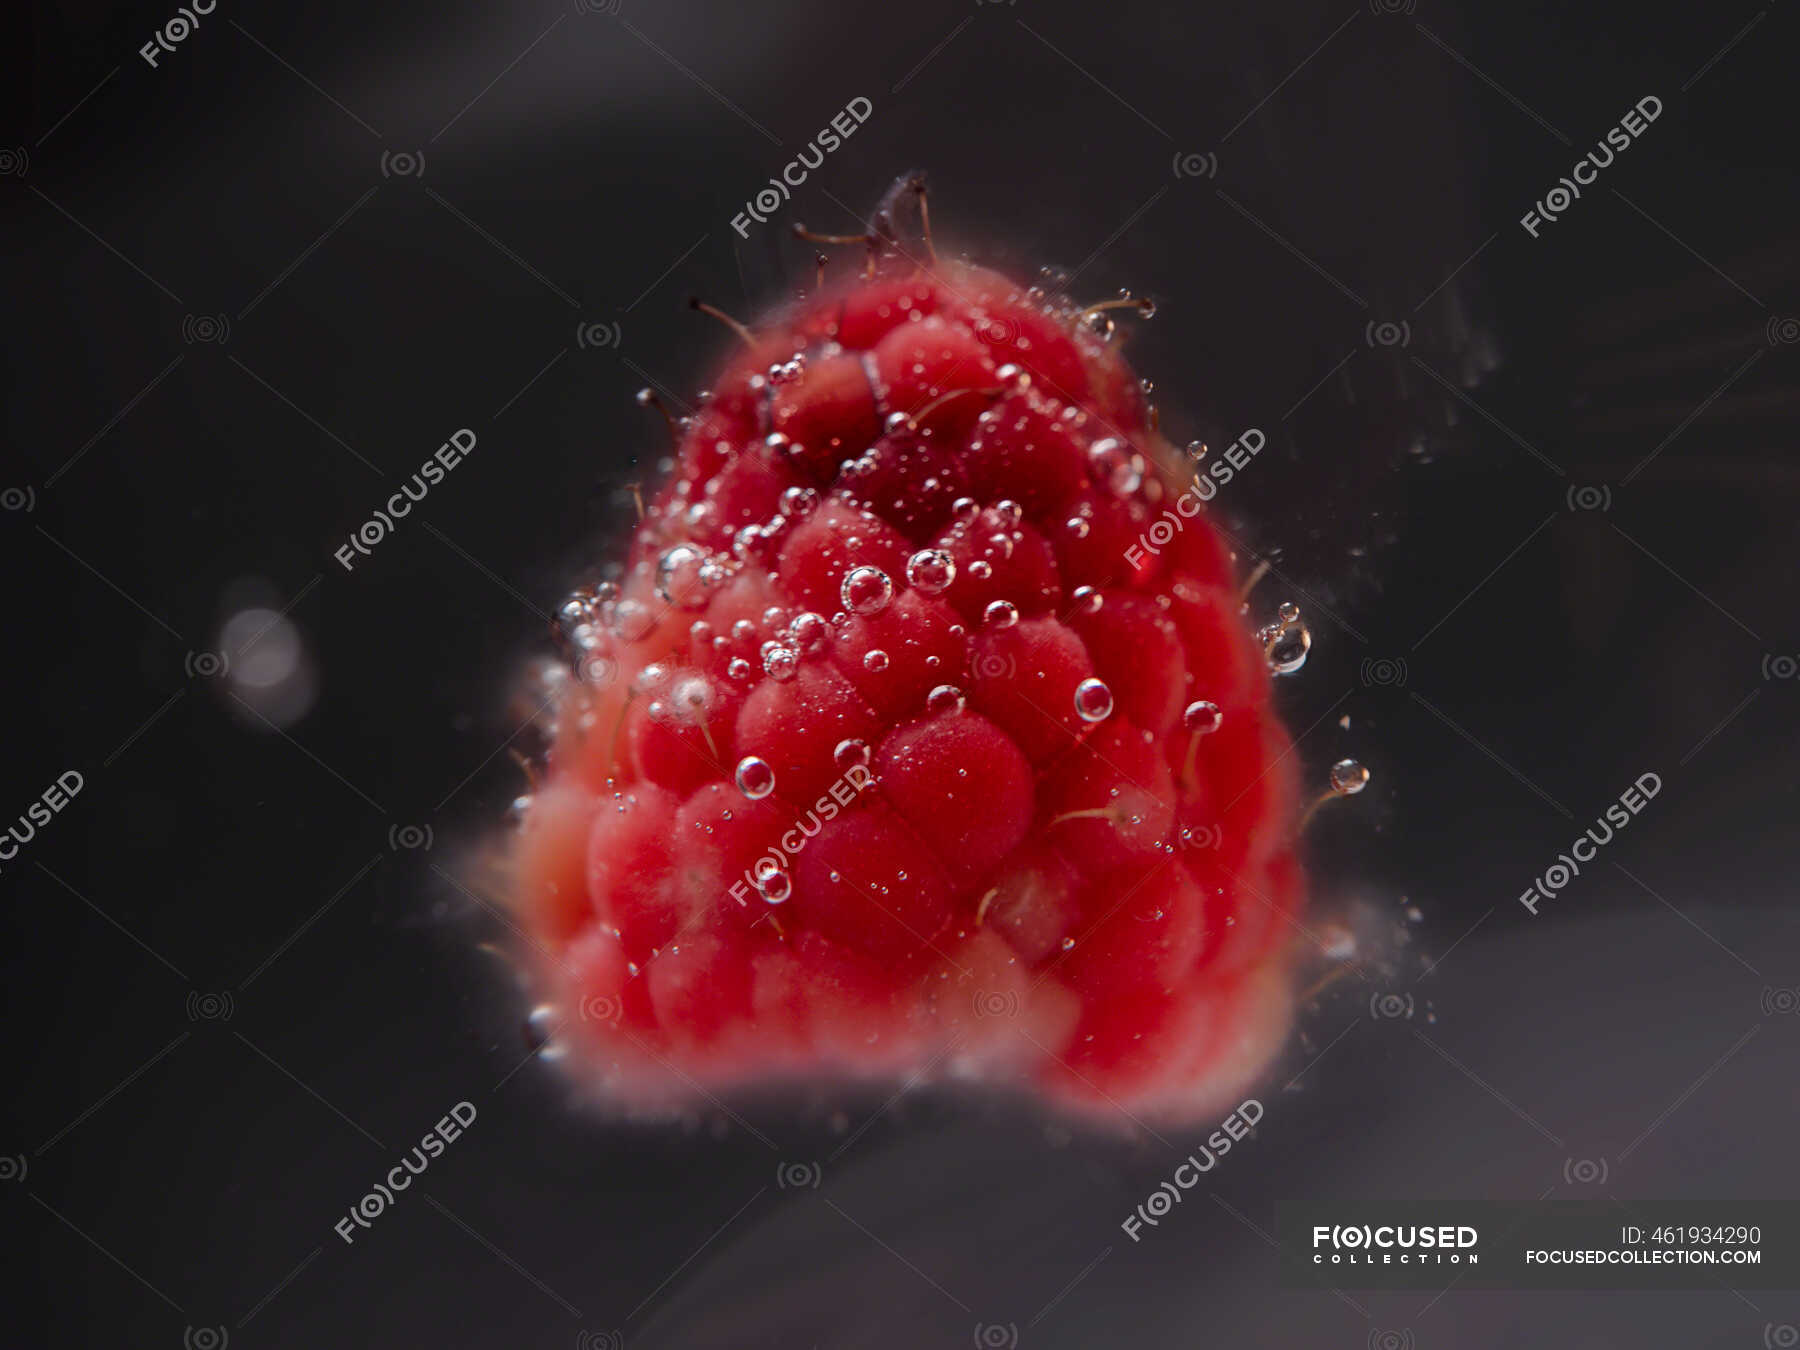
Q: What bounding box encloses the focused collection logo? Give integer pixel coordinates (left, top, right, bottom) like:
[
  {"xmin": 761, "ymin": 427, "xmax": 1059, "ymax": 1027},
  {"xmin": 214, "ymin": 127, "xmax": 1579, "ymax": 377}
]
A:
[{"xmin": 1311, "ymin": 1224, "xmax": 1482, "ymax": 1266}]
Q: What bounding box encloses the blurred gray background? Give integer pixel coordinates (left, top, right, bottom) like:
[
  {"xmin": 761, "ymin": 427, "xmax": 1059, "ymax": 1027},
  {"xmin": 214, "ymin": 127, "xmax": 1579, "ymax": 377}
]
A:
[{"xmin": 7, "ymin": 0, "xmax": 1797, "ymax": 1344}]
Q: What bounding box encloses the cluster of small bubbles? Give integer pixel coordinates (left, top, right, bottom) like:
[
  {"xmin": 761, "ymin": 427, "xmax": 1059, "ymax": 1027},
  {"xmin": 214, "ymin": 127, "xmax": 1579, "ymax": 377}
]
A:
[
  {"xmin": 1329, "ymin": 759, "xmax": 1371, "ymax": 795},
  {"xmin": 841, "ymin": 565, "xmax": 894, "ymax": 616},
  {"xmin": 1183, "ymin": 700, "xmax": 1223, "ymax": 735},
  {"xmin": 967, "ymin": 559, "xmax": 993, "ymax": 581},
  {"xmin": 555, "ymin": 592, "xmax": 597, "ymax": 646},
  {"xmin": 764, "ymin": 511, "xmax": 795, "ymax": 543},
  {"xmin": 951, "ymin": 496, "xmax": 981, "ymax": 525},
  {"xmin": 833, "ymin": 738, "xmax": 871, "ymax": 771},
  {"xmin": 779, "ymin": 485, "xmax": 819, "ymax": 518},
  {"xmin": 753, "ymin": 860, "xmax": 792, "ymax": 904},
  {"xmin": 767, "ymin": 355, "xmax": 807, "ymax": 385},
  {"xmin": 735, "ymin": 755, "xmax": 776, "ymax": 799},
  {"xmin": 1089, "ymin": 437, "xmax": 1143, "ymax": 495},
  {"xmin": 841, "ymin": 452, "xmax": 878, "ymax": 479},
  {"xmin": 1073, "ymin": 677, "xmax": 1115, "ymax": 722},
  {"xmin": 788, "ymin": 610, "xmax": 831, "ymax": 654},
  {"xmin": 1071, "ymin": 585, "xmax": 1103, "ymax": 614},
  {"xmin": 926, "ymin": 684, "xmax": 966, "ymax": 715},
  {"xmin": 761, "ymin": 642, "xmax": 799, "ymax": 681},
  {"xmin": 983, "ymin": 599, "xmax": 1019, "ymax": 630},
  {"xmin": 862, "ymin": 649, "xmax": 890, "ymax": 672},
  {"xmin": 698, "ymin": 556, "xmax": 731, "ymax": 592},
  {"xmin": 905, "ymin": 548, "xmax": 956, "ymax": 595}
]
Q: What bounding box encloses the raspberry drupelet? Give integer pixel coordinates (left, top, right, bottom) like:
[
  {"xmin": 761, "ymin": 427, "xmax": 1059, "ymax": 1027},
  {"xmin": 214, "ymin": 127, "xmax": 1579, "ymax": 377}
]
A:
[{"xmin": 509, "ymin": 180, "xmax": 1308, "ymax": 1124}]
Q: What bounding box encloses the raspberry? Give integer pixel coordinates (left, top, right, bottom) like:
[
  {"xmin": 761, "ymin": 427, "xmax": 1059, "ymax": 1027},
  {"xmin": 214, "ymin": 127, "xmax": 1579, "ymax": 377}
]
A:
[{"xmin": 509, "ymin": 179, "xmax": 1311, "ymax": 1123}]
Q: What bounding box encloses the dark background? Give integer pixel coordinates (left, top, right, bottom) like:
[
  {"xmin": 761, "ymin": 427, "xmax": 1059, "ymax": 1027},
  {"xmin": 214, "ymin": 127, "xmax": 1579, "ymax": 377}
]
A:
[{"xmin": 7, "ymin": 0, "xmax": 1797, "ymax": 1345}]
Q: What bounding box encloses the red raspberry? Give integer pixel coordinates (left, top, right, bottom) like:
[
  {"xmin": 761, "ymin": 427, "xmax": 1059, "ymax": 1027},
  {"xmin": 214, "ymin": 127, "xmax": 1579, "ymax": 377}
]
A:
[{"xmin": 509, "ymin": 182, "xmax": 1306, "ymax": 1123}]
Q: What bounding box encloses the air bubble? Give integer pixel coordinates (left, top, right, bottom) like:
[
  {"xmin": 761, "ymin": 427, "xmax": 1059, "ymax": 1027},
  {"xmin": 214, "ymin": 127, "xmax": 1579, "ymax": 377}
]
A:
[
  {"xmin": 863, "ymin": 648, "xmax": 890, "ymax": 672},
  {"xmin": 1182, "ymin": 700, "xmax": 1222, "ymax": 735},
  {"xmin": 1259, "ymin": 611, "xmax": 1312, "ymax": 676},
  {"xmin": 926, "ymin": 684, "xmax": 966, "ymax": 715},
  {"xmin": 841, "ymin": 565, "xmax": 894, "ymax": 616},
  {"xmin": 1065, "ymin": 516, "xmax": 1091, "ymax": 539},
  {"xmin": 1073, "ymin": 677, "xmax": 1114, "ymax": 722},
  {"xmin": 656, "ymin": 543, "xmax": 712, "ymax": 610},
  {"xmin": 761, "ymin": 643, "xmax": 799, "ymax": 681},
  {"xmin": 983, "ymin": 600, "xmax": 1019, "ymax": 629},
  {"xmin": 833, "ymin": 738, "xmax": 871, "ymax": 771},
  {"xmin": 728, "ymin": 657, "xmax": 752, "ymax": 681},
  {"xmin": 968, "ymin": 559, "xmax": 993, "ymax": 581},
  {"xmin": 789, "ymin": 611, "xmax": 830, "ymax": 654},
  {"xmin": 906, "ymin": 548, "xmax": 956, "ymax": 595},
  {"xmin": 754, "ymin": 864, "xmax": 792, "ymax": 904},
  {"xmin": 526, "ymin": 1003, "xmax": 562, "ymax": 1058},
  {"xmin": 735, "ymin": 756, "xmax": 776, "ymax": 799},
  {"xmin": 780, "ymin": 485, "xmax": 819, "ymax": 517},
  {"xmin": 1329, "ymin": 760, "xmax": 1370, "ymax": 796},
  {"xmin": 951, "ymin": 497, "xmax": 981, "ymax": 525},
  {"xmin": 1071, "ymin": 585, "xmax": 1103, "ymax": 614},
  {"xmin": 1089, "ymin": 438, "xmax": 1143, "ymax": 495}
]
